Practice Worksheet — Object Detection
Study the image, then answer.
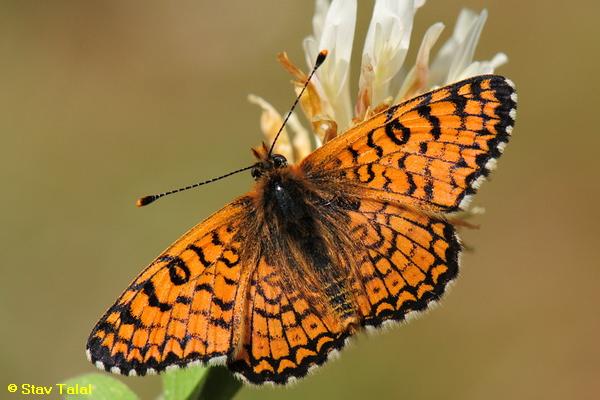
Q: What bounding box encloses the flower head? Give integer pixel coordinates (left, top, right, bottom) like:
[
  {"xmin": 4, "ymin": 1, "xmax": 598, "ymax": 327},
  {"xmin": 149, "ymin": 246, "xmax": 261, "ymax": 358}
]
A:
[{"xmin": 250, "ymin": 0, "xmax": 507, "ymax": 161}]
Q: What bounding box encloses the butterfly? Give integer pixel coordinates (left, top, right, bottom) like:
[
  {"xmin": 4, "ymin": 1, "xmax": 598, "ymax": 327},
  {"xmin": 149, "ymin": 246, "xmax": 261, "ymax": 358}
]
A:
[{"xmin": 86, "ymin": 52, "xmax": 517, "ymax": 384}]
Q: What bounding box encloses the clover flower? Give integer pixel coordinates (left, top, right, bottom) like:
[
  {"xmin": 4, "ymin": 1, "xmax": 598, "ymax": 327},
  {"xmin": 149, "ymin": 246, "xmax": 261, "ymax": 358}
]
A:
[{"xmin": 250, "ymin": 0, "xmax": 507, "ymax": 163}]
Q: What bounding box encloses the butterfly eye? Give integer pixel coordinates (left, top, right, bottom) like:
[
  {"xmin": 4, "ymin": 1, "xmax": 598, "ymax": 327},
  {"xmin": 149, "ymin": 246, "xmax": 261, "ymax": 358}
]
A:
[
  {"xmin": 251, "ymin": 167, "xmax": 263, "ymax": 179},
  {"xmin": 272, "ymin": 154, "xmax": 287, "ymax": 168}
]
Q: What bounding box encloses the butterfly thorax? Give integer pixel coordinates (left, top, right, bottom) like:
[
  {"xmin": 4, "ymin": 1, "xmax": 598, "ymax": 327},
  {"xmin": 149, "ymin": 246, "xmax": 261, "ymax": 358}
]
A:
[{"xmin": 249, "ymin": 163, "xmax": 359, "ymax": 325}]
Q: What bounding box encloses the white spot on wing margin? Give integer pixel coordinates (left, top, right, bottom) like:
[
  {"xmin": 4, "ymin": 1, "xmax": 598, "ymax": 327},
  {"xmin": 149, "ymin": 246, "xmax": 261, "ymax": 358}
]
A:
[
  {"xmin": 206, "ymin": 355, "xmax": 227, "ymax": 366},
  {"xmin": 485, "ymin": 158, "xmax": 498, "ymax": 171},
  {"xmin": 165, "ymin": 364, "xmax": 179, "ymax": 372},
  {"xmin": 327, "ymin": 349, "xmax": 340, "ymax": 361},
  {"xmin": 458, "ymin": 194, "xmax": 474, "ymax": 210}
]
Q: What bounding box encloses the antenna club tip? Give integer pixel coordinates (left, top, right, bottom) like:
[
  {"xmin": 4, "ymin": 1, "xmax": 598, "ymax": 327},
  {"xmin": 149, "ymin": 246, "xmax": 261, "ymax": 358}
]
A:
[
  {"xmin": 316, "ymin": 50, "xmax": 328, "ymax": 66},
  {"xmin": 136, "ymin": 196, "xmax": 156, "ymax": 207}
]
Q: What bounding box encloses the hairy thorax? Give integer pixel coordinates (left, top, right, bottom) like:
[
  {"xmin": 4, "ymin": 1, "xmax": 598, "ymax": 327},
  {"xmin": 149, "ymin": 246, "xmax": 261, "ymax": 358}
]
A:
[{"xmin": 248, "ymin": 165, "xmax": 360, "ymax": 327}]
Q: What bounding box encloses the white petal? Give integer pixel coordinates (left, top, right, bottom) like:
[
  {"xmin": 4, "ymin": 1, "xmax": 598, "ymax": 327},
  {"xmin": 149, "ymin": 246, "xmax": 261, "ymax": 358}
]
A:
[
  {"xmin": 302, "ymin": 36, "xmax": 319, "ymax": 76},
  {"xmin": 312, "ymin": 0, "xmax": 330, "ymax": 41},
  {"xmin": 369, "ymin": 0, "xmax": 426, "ymax": 58},
  {"xmin": 414, "ymin": 21, "xmax": 446, "ymax": 73},
  {"xmin": 454, "ymin": 8, "xmax": 480, "ymax": 41},
  {"xmin": 247, "ymin": 94, "xmax": 294, "ymax": 161},
  {"xmin": 456, "ymin": 52, "xmax": 508, "ymax": 80},
  {"xmin": 446, "ymin": 9, "xmax": 488, "ymax": 83},
  {"xmin": 304, "ymin": 0, "xmax": 357, "ymax": 129},
  {"xmin": 304, "ymin": 0, "xmax": 332, "ymax": 72},
  {"xmin": 361, "ymin": 0, "xmax": 424, "ymax": 105},
  {"xmin": 429, "ymin": 9, "xmax": 487, "ymax": 86},
  {"xmin": 318, "ymin": 0, "xmax": 356, "ymax": 67},
  {"xmin": 287, "ymin": 113, "xmax": 314, "ymax": 161},
  {"xmin": 395, "ymin": 21, "xmax": 445, "ymax": 101}
]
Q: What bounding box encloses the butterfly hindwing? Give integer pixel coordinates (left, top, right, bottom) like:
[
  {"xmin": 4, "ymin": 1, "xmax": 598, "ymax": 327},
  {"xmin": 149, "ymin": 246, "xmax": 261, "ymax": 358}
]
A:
[
  {"xmin": 229, "ymin": 257, "xmax": 350, "ymax": 384},
  {"xmin": 347, "ymin": 199, "xmax": 460, "ymax": 327},
  {"xmin": 86, "ymin": 196, "xmax": 256, "ymax": 376},
  {"xmin": 303, "ymin": 75, "xmax": 517, "ymax": 212}
]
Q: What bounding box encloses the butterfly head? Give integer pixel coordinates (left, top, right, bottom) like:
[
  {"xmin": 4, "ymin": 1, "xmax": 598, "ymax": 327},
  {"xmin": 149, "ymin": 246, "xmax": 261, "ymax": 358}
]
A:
[
  {"xmin": 250, "ymin": 142, "xmax": 288, "ymax": 179},
  {"xmin": 251, "ymin": 153, "xmax": 288, "ymax": 180}
]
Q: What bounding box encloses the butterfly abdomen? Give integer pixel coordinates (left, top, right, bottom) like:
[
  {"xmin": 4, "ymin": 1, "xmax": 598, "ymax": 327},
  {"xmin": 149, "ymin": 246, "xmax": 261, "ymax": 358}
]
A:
[{"xmin": 257, "ymin": 169, "xmax": 356, "ymax": 321}]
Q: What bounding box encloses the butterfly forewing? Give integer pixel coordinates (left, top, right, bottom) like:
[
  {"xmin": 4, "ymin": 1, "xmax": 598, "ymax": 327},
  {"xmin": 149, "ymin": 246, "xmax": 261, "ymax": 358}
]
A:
[
  {"xmin": 302, "ymin": 75, "xmax": 517, "ymax": 212},
  {"xmin": 86, "ymin": 196, "xmax": 256, "ymax": 376}
]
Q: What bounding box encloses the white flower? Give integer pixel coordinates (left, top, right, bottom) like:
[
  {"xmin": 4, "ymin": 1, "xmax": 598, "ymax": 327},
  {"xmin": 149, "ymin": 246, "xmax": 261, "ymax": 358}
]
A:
[
  {"xmin": 395, "ymin": 21, "xmax": 445, "ymax": 101},
  {"xmin": 250, "ymin": 1, "xmax": 507, "ymax": 158},
  {"xmin": 303, "ymin": 0, "xmax": 357, "ymax": 130},
  {"xmin": 359, "ymin": 0, "xmax": 425, "ymax": 110},
  {"xmin": 247, "ymin": 95, "xmax": 312, "ymax": 163},
  {"xmin": 428, "ymin": 9, "xmax": 507, "ymax": 87}
]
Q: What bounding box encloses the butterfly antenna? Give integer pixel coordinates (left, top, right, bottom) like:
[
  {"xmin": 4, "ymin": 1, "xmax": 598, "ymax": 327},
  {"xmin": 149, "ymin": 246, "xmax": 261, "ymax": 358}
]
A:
[
  {"xmin": 136, "ymin": 164, "xmax": 255, "ymax": 207},
  {"xmin": 138, "ymin": 51, "xmax": 327, "ymax": 207},
  {"xmin": 267, "ymin": 49, "xmax": 328, "ymax": 157}
]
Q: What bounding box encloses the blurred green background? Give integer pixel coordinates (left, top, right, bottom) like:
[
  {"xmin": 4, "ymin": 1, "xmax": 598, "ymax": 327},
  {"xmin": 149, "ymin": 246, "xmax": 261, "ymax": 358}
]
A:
[{"xmin": 1, "ymin": 0, "xmax": 598, "ymax": 399}]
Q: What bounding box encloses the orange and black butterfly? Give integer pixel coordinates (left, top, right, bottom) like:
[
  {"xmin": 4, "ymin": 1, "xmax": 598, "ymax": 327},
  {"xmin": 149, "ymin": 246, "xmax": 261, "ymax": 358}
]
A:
[{"xmin": 86, "ymin": 51, "xmax": 517, "ymax": 384}]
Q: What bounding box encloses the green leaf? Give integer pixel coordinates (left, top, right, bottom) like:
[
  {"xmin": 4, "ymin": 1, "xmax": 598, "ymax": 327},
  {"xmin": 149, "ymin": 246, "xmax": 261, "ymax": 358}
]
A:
[
  {"xmin": 162, "ymin": 365, "xmax": 208, "ymax": 400},
  {"xmin": 60, "ymin": 373, "xmax": 139, "ymax": 400},
  {"xmin": 193, "ymin": 367, "xmax": 242, "ymax": 400}
]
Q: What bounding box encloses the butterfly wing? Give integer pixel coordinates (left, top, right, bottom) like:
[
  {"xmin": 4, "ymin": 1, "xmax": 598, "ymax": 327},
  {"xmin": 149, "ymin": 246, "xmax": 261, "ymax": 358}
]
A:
[
  {"xmin": 86, "ymin": 196, "xmax": 257, "ymax": 376},
  {"xmin": 347, "ymin": 199, "xmax": 460, "ymax": 327},
  {"xmin": 299, "ymin": 75, "xmax": 516, "ymax": 325},
  {"xmin": 228, "ymin": 256, "xmax": 350, "ymax": 385},
  {"xmin": 222, "ymin": 191, "xmax": 462, "ymax": 385},
  {"xmin": 302, "ymin": 75, "xmax": 517, "ymax": 212}
]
